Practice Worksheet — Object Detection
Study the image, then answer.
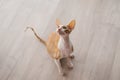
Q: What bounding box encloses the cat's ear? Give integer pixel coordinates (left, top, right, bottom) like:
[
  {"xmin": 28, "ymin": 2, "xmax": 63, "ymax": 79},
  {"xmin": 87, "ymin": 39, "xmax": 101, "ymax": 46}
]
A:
[
  {"xmin": 67, "ymin": 20, "xmax": 76, "ymax": 30},
  {"xmin": 56, "ymin": 19, "xmax": 61, "ymax": 27}
]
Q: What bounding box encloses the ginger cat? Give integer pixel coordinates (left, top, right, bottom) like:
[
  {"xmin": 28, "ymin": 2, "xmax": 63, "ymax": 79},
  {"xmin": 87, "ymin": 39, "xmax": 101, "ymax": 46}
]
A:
[{"xmin": 25, "ymin": 19, "xmax": 76, "ymax": 76}]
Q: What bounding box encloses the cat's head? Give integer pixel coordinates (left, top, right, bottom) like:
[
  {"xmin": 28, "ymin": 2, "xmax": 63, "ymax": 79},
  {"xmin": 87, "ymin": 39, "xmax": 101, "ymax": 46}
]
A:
[{"xmin": 56, "ymin": 19, "xmax": 76, "ymax": 37}]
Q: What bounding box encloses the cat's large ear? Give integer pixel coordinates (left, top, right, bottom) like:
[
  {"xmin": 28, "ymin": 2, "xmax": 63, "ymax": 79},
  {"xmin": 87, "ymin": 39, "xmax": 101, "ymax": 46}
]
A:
[
  {"xmin": 67, "ymin": 20, "xmax": 76, "ymax": 30},
  {"xmin": 56, "ymin": 19, "xmax": 61, "ymax": 27}
]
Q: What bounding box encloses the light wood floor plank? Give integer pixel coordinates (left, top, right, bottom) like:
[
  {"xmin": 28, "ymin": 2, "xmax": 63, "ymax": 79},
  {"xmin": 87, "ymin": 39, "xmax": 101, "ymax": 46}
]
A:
[
  {"xmin": 110, "ymin": 39, "xmax": 120, "ymax": 80},
  {"xmin": 0, "ymin": 0, "xmax": 120, "ymax": 80}
]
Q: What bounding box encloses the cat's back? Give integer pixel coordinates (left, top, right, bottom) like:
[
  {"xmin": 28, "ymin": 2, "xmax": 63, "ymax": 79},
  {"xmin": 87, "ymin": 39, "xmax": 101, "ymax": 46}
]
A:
[{"xmin": 46, "ymin": 32, "xmax": 60, "ymax": 59}]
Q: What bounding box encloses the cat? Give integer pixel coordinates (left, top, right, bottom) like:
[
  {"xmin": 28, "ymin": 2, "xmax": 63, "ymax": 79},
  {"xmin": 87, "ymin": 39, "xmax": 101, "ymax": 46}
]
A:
[{"xmin": 25, "ymin": 19, "xmax": 76, "ymax": 76}]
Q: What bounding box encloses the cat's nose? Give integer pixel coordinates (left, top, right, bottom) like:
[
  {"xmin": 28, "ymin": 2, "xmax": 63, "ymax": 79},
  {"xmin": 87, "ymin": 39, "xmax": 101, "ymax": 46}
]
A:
[
  {"xmin": 56, "ymin": 28, "xmax": 61, "ymax": 33},
  {"xmin": 58, "ymin": 28, "xmax": 61, "ymax": 31}
]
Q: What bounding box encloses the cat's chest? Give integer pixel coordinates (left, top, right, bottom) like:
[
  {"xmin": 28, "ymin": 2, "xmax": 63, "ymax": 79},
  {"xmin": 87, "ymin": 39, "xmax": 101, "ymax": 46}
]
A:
[{"xmin": 58, "ymin": 39, "xmax": 73, "ymax": 55}]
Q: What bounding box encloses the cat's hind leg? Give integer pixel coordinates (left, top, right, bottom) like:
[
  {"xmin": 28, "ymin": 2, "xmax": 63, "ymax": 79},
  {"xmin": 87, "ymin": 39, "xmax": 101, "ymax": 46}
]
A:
[{"xmin": 69, "ymin": 53, "xmax": 75, "ymax": 59}]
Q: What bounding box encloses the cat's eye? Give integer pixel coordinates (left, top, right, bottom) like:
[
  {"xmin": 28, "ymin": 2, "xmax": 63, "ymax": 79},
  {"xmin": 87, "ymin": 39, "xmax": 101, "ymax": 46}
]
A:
[
  {"xmin": 65, "ymin": 30, "xmax": 70, "ymax": 33},
  {"xmin": 62, "ymin": 26, "xmax": 66, "ymax": 29}
]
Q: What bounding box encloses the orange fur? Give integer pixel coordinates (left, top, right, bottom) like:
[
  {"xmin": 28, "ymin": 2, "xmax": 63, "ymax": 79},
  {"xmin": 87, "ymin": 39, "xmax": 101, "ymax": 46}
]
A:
[
  {"xmin": 25, "ymin": 27, "xmax": 61, "ymax": 59},
  {"xmin": 46, "ymin": 32, "xmax": 61, "ymax": 59}
]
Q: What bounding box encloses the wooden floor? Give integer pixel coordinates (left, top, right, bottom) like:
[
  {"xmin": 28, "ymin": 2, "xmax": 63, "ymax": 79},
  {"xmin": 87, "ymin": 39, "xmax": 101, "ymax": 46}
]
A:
[{"xmin": 0, "ymin": 0, "xmax": 120, "ymax": 80}]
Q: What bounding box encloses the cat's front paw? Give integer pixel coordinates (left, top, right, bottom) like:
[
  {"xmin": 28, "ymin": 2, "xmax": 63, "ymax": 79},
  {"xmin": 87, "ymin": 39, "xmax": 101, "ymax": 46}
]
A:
[
  {"xmin": 59, "ymin": 72, "xmax": 66, "ymax": 76},
  {"xmin": 62, "ymin": 72, "xmax": 67, "ymax": 76},
  {"xmin": 68, "ymin": 66, "xmax": 73, "ymax": 70},
  {"xmin": 70, "ymin": 54, "xmax": 75, "ymax": 59}
]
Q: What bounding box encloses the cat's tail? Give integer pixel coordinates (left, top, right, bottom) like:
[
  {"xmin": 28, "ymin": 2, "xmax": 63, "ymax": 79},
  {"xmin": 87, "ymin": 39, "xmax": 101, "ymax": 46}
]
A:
[{"xmin": 25, "ymin": 27, "xmax": 46, "ymax": 46}]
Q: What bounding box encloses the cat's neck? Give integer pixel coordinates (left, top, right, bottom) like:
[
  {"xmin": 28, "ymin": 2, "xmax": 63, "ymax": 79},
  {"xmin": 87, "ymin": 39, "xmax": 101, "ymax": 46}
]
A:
[{"xmin": 60, "ymin": 35, "xmax": 70, "ymax": 44}]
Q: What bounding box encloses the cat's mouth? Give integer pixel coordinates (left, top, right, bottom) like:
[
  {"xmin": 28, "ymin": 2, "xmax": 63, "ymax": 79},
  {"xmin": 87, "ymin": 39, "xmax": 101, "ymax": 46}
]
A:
[{"xmin": 58, "ymin": 31, "xmax": 64, "ymax": 35}]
